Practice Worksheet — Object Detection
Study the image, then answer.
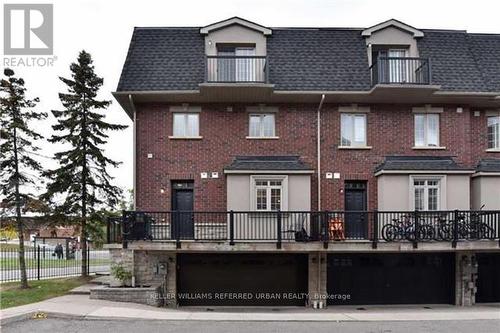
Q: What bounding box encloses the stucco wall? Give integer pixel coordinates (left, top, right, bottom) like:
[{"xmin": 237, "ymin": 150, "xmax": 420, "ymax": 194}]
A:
[
  {"xmin": 227, "ymin": 174, "xmax": 311, "ymax": 211},
  {"xmin": 378, "ymin": 174, "xmax": 470, "ymax": 211},
  {"xmin": 471, "ymin": 176, "xmax": 500, "ymax": 210},
  {"xmin": 205, "ymin": 25, "xmax": 267, "ymax": 56},
  {"xmin": 365, "ymin": 26, "xmax": 419, "ymax": 66}
]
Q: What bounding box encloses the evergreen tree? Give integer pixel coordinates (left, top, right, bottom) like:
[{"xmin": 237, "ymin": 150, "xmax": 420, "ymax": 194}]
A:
[
  {"xmin": 44, "ymin": 51, "xmax": 127, "ymax": 276},
  {"xmin": 0, "ymin": 68, "xmax": 47, "ymax": 288}
]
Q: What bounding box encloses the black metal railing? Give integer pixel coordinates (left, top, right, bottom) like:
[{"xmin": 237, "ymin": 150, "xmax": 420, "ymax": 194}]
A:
[
  {"xmin": 205, "ymin": 56, "xmax": 268, "ymax": 83},
  {"xmin": 107, "ymin": 210, "xmax": 500, "ymax": 249},
  {"xmin": 370, "ymin": 57, "xmax": 431, "ymax": 85},
  {"xmin": 0, "ymin": 245, "xmax": 110, "ymax": 283}
]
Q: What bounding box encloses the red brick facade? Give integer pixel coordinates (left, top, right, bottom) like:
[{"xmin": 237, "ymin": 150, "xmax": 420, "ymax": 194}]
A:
[{"xmin": 135, "ymin": 103, "xmax": 496, "ymax": 211}]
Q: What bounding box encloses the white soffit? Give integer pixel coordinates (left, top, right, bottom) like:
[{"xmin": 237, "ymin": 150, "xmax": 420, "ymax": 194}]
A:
[
  {"xmin": 200, "ymin": 17, "xmax": 272, "ymax": 36},
  {"xmin": 362, "ymin": 19, "xmax": 424, "ymax": 38}
]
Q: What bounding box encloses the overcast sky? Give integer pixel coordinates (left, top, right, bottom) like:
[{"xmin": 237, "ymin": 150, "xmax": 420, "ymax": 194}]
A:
[{"xmin": 3, "ymin": 0, "xmax": 500, "ymax": 197}]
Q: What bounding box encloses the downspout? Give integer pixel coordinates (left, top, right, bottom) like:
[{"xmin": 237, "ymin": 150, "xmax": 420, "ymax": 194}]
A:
[
  {"xmin": 316, "ymin": 94, "xmax": 325, "ymax": 308},
  {"xmin": 128, "ymin": 94, "xmax": 137, "ymax": 210},
  {"xmin": 316, "ymin": 94, "xmax": 325, "ymax": 211}
]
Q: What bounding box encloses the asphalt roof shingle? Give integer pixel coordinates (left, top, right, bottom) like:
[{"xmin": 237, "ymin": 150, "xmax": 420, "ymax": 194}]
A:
[
  {"xmin": 476, "ymin": 159, "xmax": 500, "ymax": 172},
  {"xmin": 225, "ymin": 156, "xmax": 313, "ymax": 171},
  {"xmin": 116, "ymin": 26, "xmax": 500, "ymax": 93},
  {"xmin": 375, "ymin": 156, "xmax": 471, "ymax": 173}
]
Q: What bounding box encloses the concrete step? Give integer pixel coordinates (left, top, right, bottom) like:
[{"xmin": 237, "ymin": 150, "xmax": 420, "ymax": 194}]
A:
[
  {"xmin": 90, "ymin": 275, "xmax": 110, "ymax": 285},
  {"xmin": 69, "ymin": 284, "xmax": 105, "ymax": 295}
]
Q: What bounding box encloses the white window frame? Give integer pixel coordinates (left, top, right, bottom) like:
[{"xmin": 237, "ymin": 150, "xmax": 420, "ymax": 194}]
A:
[
  {"xmin": 172, "ymin": 112, "xmax": 199, "ymax": 138},
  {"xmin": 487, "ymin": 113, "xmax": 500, "ymax": 150},
  {"xmin": 414, "ymin": 113, "xmax": 440, "ymax": 147},
  {"xmin": 409, "ymin": 175, "xmax": 446, "ymax": 211},
  {"xmin": 340, "ymin": 113, "xmax": 367, "ymax": 147},
  {"xmin": 250, "ymin": 175, "xmax": 288, "ymax": 211},
  {"xmin": 248, "ymin": 113, "xmax": 276, "ymax": 138}
]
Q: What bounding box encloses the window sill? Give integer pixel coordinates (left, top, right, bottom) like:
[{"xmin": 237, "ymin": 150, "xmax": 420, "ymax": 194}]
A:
[
  {"xmin": 246, "ymin": 136, "xmax": 280, "ymax": 140},
  {"xmin": 168, "ymin": 136, "xmax": 203, "ymax": 140},
  {"xmin": 412, "ymin": 146, "xmax": 446, "ymax": 150},
  {"xmin": 486, "ymin": 148, "xmax": 500, "ymax": 153},
  {"xmin": 337, "ymin": 146, "xmax": 372, "ymax": 150}
]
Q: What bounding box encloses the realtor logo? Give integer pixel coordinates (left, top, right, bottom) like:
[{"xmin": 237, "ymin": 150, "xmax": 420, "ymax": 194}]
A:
[{"xmin": 3, "ymin": 4, "xmax": 53, "ymax": 55}]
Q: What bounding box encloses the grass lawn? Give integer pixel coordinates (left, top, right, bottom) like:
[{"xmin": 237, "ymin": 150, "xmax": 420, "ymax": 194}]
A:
[{"xmin": 0, "ymin": 276, "xmax": 90, "ymax": 309}]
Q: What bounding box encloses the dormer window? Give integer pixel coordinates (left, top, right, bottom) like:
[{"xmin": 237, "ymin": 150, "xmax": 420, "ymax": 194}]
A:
[
  {"xmin": 362, "ymin": 19, "xmax": 430, "ymax": 86},
  {"xmin": 201, "ymin": 17, "xmax": 271, "ymax": 84}
]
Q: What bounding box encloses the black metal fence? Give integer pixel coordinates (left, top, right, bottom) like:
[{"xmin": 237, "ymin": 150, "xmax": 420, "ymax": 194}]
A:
[
  {"xmin": 206, "ymin": 56, "xmax": 268, "ymax": 83},
  {"xmin": 107, "ymin": 210, "xmax": 500, "ymax": 249},
  {"xmin": 0, "ymin": 245, "xmax": 110, "ymax": 283},
  {"xmin": 371, "ymin": 57, "xmax": 431, "ymax": 85}
]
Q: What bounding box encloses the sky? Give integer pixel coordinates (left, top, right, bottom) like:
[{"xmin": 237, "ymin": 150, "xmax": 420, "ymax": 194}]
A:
[{"xmin": 2, "ymin": 0, "xmax": 500, "ymax": 199}]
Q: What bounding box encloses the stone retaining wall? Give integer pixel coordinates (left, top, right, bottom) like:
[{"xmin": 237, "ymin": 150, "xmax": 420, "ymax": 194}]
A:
[{"xmin": 90, "ymin": 286, "xmax": 162, "ymax": 307}]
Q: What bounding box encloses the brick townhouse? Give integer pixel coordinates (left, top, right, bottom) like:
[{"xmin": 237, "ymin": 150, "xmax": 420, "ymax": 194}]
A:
[{"xmin": 104, "ymin": 18, "xmax": 500, "ymax": 308}]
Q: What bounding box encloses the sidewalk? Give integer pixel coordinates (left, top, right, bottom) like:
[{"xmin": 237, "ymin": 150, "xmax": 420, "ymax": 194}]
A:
[{"xmin": 1, "ymin": 295, "xmax": 499, "ymax": 323}]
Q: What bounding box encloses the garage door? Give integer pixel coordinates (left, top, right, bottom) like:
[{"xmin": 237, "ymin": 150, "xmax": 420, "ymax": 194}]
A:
[
  {"xmin": 177, "ymin": 254, "xmax": 308, "ymax": 306},
  {"xmin": 476, "ymin": 253, "xmax": 500, "ymax": 303},
  {"xmin": 327, "ymin": 253, "xmax": 455, "ymax": 305}
]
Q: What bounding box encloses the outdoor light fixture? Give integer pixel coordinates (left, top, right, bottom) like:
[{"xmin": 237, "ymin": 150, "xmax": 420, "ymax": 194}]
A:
[{"xmin": 160, "ymin": 188, "xmax": 165, "ymax": 194}]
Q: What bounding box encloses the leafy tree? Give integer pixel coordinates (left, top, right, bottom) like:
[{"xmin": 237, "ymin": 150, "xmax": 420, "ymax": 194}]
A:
[
  {"xmin": 0, "ymin": 68, "xmax": 47, "ymax": 288},
  {"xmin": 43, "ymin": 51, "xmax": 127, "ymax": 276}
]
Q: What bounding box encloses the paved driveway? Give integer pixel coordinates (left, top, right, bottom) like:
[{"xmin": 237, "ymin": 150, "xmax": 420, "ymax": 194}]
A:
[{"xmin": 3, "ymin": 318, "xmax": 500, "ymax": 333}]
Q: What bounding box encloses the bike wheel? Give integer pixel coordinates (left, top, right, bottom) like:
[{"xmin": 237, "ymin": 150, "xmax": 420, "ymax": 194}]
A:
[
  {"xmin": 438, "ymin": 224, "xmax": 453, "ymax": 241},
  {"xmin": 382, "ymin": 224, "xmax": 397, "ymax": 242},
  {"xmin": 422, "ymin": 225, "xmax": 435, "ymax": 241},
  {"xmin": 479, "ymin": 224, "xmax": 495, "ymax": 240}
]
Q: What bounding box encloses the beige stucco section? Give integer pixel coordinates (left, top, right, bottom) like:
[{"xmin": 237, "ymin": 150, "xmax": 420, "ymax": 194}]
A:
[
  {"xmin": 365, "ymin": 27, "xmax": 419, "ymax": 66},
  {"xmin": 471, "ymin": 176, "xmax": 500, "ymax": 210},
  {"xmin": 227, "ymin": 174, "xmax": 311, "ymax": 211},
  {"xmin": 204, "ymin": 25, "xmax": 267, "ymax": 56},
  {"xmin": 377, "ymin": 174, "xmax": 470, "ymax": 211}
]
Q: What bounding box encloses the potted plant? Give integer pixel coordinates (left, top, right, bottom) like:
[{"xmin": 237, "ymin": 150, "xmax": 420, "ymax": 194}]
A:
[{"xmin": 110, "ymin": 264, "xmax": 132, "ymax": 287}]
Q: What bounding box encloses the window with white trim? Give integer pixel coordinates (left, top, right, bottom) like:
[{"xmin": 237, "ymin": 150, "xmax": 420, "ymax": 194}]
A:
[
  {"xmin": 487, "ymin": 115, "xmax": 500, "ymax": 149},
  {"xmin": 249, "ymin": 114, "xmax": 275, "ymax": 137},
  {"xmin": 254, "ymin": 179, "xmax": 282, "ymax": 211},
  {"xmin": 341, "ymin": 113, "xmax": 367, "ymax": 147},
  {"xmin": 173, "ymin": 113, "xmax": 199, "ymax": 137},
  {"xmin": 413, "ymin": 179, "xmax": 440, "ymax": 211},
  {"xmin": 414, "ymin": 113, "xmax": 439, "ymax": 147}
]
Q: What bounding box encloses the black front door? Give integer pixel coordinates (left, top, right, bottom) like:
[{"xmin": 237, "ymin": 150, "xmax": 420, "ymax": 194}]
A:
[
  {"xmin": 172, "ymin": 182, "xmax": 194, "ymax": 239},
  {"xmin": 344, "ymin": 181, "xmax": 368, "ymax": 239}
]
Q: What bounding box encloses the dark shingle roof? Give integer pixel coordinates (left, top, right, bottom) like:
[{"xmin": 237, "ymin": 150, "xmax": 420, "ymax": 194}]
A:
[
  {"xmin": 225, "ymin": 156, "xmax": 313, "ymax": 171},
  {"xmin": 468, "ymin": 34, "xmax": 500, "ymax": 92},
  {"xmin": 116, "ymin": 26, "xmax": 500, "ymax": 93},
  {"xmin": 375, "ymin": 156, "xmax": 471, "ymax": 173},
  {"xmin": 267, "ymin": 29, "xmax": 371, "ymax": 91},
  {"xmin": 417, "ymin": 31, "xmax": 489, "ymax": 91},
  {"xmin": 117, "ymin": 28, "xmax": 205, "ymax": 91},
  {"xmin": 476, "ymin": 159, "xmax": 500, "ymax": 172}
]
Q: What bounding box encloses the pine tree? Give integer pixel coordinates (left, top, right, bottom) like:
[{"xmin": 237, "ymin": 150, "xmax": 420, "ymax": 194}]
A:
[
  {"xmin": 0, "ymin": 68, "xmax": 47, "ymax": 288},
  {"xmin": 44, "ymin": 51, "xmax": 127, "ymax": 276}
]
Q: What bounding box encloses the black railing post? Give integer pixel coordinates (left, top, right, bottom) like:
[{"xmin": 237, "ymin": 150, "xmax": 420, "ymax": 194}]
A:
[
  {"xmin": 106, "ymin": 217, "xmax": 111, "ymax": 244},
  {"xmin": 229, "ymin": 210, "xmax": 235, "ymax": 246},
  {"xmin": 498, "ymin": 211, "xmax": 500, "ymax": 247},
  {"xmin": 265, "ymin": 56, "xmax": 269, "ymax": 84},
  {"xmin": 37, "ymin": 245, "xmax": 41, "ymax": 280},
  {"xmin": 87, "ymin": 242, "xmax": 90, "ymax": 274},
  {"xmin": 276, "ymin": 210, "xmax": 282, "ymax": 249},
  {"xmin": 175, "ymin": 211, "xmax": 181, "ymax": 249},
  {"xmin": 323, "ymin": 211, "xmax": 329, "ymax": 249},
  {"xmin": 413, "ymin": 210, "xmax": 419, "ymax": 249},
  {"xmin": 453, "ymin": 210, "xmax": 459, "ymax": 248},
  {"xmin": 122, "ymin": 210, "xmax": 128, "ymax": 249},
  {"xmin": 372, "ymin": 210, "xmax": 379, "ymax": 249}
]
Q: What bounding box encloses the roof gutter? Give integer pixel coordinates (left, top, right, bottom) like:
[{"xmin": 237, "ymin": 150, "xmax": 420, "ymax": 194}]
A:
[{"xmin": 316, "ymin": 94, "xmax": 325, "ymax": 211}]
